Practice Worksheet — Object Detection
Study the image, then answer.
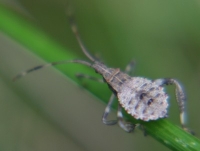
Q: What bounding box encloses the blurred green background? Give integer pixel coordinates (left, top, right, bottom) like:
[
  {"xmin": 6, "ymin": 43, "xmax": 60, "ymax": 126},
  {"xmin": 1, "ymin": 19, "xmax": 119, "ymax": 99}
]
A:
[{"xmin": 0, "ymin": 0, "xmax": 200, "ymax": 151}]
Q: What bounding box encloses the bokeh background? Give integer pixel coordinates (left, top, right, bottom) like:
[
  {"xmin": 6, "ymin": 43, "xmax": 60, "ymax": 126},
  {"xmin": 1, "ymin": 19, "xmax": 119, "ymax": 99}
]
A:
[{"xmin": 0, "ymin": 0, "xmax": 200, "ymax": 151}]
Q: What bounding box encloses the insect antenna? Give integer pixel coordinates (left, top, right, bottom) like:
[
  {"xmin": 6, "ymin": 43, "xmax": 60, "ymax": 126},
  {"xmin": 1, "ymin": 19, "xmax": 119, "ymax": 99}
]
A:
[
  {"xmin": 13, "ymin": 8, "xmax": 99, "ymax": 81},
  {"xmin": 13, "ymin": 59, "xmax": 92, "ymax": 81}
]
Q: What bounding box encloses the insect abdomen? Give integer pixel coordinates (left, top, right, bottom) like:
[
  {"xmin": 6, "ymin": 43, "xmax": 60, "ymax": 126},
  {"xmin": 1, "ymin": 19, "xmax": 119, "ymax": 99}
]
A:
[{"xmin": 117, "ymin": 77, "xmax": 169, "ymax": 121}]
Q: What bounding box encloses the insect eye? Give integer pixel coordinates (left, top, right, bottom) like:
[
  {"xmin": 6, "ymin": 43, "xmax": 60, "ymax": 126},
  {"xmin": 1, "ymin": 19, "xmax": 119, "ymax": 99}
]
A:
[{"xmin": 147, "ymin": 99, "xmax": 154, "ymax": 106}]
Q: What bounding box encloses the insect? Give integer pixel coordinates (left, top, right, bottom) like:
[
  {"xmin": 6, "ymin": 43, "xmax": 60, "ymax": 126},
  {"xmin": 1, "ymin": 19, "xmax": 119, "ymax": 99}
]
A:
[{"xmin": 13, "ymin": 12, "xmax": 191, "ymax": 133}]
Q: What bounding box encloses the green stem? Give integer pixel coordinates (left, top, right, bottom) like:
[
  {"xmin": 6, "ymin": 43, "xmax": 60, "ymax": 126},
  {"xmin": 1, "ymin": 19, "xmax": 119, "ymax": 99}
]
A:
[{"xmin": 0, "ymin": 4, "xmax": 199, "ymax": 151}]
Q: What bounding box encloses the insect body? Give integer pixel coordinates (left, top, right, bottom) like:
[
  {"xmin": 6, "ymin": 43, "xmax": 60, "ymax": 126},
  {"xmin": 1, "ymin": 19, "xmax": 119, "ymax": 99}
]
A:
[
  {"xmin": 13, "ymin": 13, "xmax": 191, "ymax": 133},
  {"xmin": 90, "ymin": 60, "xmax": 187, "ymax": 133},
  {"xmin": 93, "ymin": 62, "xmax": 168, "ymax": 121}
]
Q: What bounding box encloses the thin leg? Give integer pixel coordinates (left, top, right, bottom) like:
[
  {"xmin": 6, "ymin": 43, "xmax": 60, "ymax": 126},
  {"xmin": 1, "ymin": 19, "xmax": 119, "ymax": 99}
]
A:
[
  {"xmin": 138, "ymin": 124, "xmax": 147, "ymax": 136},
  {"xmin": 102, "ymin": 94, "xmax": 118, "ymax": 125},
  {"xmin": 102, "ymin": 94, "xmax": 136, "ymax": 132},
  {"xmin": 125, "ymin": 59, "xmax": 135, "ymax": 75},
  {"xmin": 117, "ymin": 104, "xmax": 135, "ymax": 132},
  {"xmin": 76, "ymin": 73, "xmax": 104, "ymax": 83},
  {"xmin": 154, "ymin": 78, "xmax": 193, "ymax": 134}
]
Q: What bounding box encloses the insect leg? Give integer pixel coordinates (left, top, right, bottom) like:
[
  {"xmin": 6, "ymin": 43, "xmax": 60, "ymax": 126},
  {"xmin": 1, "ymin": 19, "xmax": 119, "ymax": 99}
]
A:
[
  {"xmin": 76, "ymin": 73, "xmax": 104, "ymax": 83},
  {"xmin": 154, "ymin": 78, "xmax": 193, "ymax": 134},
  {"xmin": 117, "ymin": 104, "xmax": 135, "ymax": 132},
  {"xmin": 125, "ymin": 59, "xmax": 135, "ymax": 75},
  {"xmin": 102, "ymin": 94, "xmax": 118, "ymax": 125}
]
